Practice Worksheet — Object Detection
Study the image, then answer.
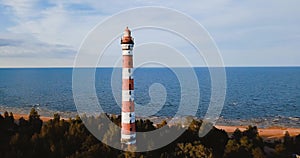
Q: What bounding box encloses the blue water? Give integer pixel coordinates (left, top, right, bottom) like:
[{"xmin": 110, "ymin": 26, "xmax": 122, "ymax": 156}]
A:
[{"xmin": 0, "ymin": 67, "xmax": 299, "ymax": 127}]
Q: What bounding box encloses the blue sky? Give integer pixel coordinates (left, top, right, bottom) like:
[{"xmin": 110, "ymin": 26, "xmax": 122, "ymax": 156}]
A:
[{"xmin": 0, "ymin": 0, "xmax": 299, "ymax": 67}]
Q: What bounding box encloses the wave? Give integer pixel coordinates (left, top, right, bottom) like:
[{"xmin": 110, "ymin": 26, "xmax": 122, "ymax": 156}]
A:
[{"xmin": 217, "ymin": 116, "xmax": 300, "ymax": 128}]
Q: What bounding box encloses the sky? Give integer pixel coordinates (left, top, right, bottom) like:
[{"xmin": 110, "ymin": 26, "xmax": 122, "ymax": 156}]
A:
[{"xmin": 0, "ymin": 0, "xmax": 299, "ymax": 67}]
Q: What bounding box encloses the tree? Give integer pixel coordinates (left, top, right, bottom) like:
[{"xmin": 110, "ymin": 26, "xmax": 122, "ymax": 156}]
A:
[
  {"xmin": 0, "ymin": 112, "xmax": 296, "ymax": 157},
  {"xmin": 252, "ymin": 147, "xmax": 265, "ymax": 158},
  {"xmin": 295, "ymin": 134, "xmax": 300, "ymax": 154},
  {"xmin": 156, "ymin": 120, "xmax": 167, "ymax": 129},
  {"xmin": 53, "ymin": 113, "xmax": 60, "ymax": 122},
  {"xmin": 243, "ymin": 126, "xmax": 258, "ymax": 139},
  {"xmin": 29, "ymin": 108, "xmax": 42, "ymax": 134},
  {"xmin": 29, "ymin": 108, "xmax": 40, "ymax": 122},
  {"xmin": 9, "ymin": 112, "xmax": 14, "ymax": 122},
  {"xmin": 275, "ymin": 144, "xmax": 286, "ymax": 157},
  {"xmin": 283, "ymin": 132, "xmax": 293, "ymax": 147},
  {"xmin": 200, "ymin": 127, "xmax": 228, "ymax": 157},
  {"xmin": 102, "ymin": 123, "xmax": 121, "ymax": 149},
  {"xmin": 4, "ymin": 111, "xmax": 9, "ymax": 118},
  {"xmin": 176, "ymin": 142, "xmax": 213, "ymax": 158},
  {"xmin": 224, "ymin": 139, "xmax": 253, "ymax": 158},
  {"xmin": 1, "ymin": 111, "xmax": 15, "ymax": 130},
  {"xmin": 232, "ymin": 128, "xmax": 242, "ymax": 141}
]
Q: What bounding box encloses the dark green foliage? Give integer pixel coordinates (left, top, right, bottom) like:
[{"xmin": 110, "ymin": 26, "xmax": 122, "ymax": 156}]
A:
[
  {"xmin": 29, "ymin": 108, "xmax": 43, "ymax": 134},
  {"xmin": 232, "ymin": 128, "xmax": 242, "ymax": 141},
  {"xmin": 224, "ymin": 126, "xmax": 265, "ymax": 158},
  {"xmin": 136, "ymin": 119, "xmax": 156, "ymax": 132},
  {"xmin": 175, "ymin": 141, "xmax": 213, "ymax": 158},
  {"xmin": 200, "ymin": 127, "xmax": 228, "ymax": 157},
  {"xmin": 0, "ymin": 111, "xmax": 298, "ymax": 158},
  {"xmin": 295, "ymin": 134, "xmax": 300, "ymax": 154},
  {"xmin": 273, "ymin": 132, "xmax": 300, "ymax": 157}
]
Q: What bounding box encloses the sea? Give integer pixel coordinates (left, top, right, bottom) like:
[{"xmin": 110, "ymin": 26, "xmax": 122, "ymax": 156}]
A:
[{"xmin": 0, "ymin": 67, "xmax": 299, "ymax": 128}]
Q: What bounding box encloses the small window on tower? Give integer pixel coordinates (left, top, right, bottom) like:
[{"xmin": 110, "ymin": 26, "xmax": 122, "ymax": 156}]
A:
[
  {"xmin": 130, "ymin": 127, "xmax": 132, "ymax": 131},
  {"xmin": 128, "ymin": 69, "xmax": 131, "ymax": 73},
  {"xmin": 129, "ymin": 84, "xmax": 132, "ymax": 90},
  {"xmin": 129, "ymin": 90, "xmax": 131, "ymax": 95},
  {"xmin": 129, "ymin": 113, "xmax": 131, "ymax": 117}
]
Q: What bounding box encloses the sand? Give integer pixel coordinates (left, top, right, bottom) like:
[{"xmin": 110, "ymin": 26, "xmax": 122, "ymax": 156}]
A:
[
  {"xmin": 215, "ymin": 125, "xmax": 300, "ymax": 139},
  {"xmin": 12, "ymin": 113, "xmax": 56, "ymax": 122},
  {"xmin": 8, "ymin": 113, "xmax": 300, "ymax": 139}
]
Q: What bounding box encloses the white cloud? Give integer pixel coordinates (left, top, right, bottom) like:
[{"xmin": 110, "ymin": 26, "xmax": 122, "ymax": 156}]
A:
[
  {"xmin": 1, "ymin": 0, "xmax": 38, "ymax": 20},
  {"xmin": 0, "ymin": 33, "xmax": 75, "ymax": 67},
  {"xmin": 0, "ymin": 0, "xmax": 299, "ymax": 67},
  {"xmin": 4, "ymin": 1, "xmax": 101, "ymax": 46},
  {"xmin": 0, "ymin": 33, "xmax": 74, "ymax": 58}
]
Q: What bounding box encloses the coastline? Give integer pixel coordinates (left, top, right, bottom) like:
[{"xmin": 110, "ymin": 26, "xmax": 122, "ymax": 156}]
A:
[
  {"xmin": 10, "ymin": 113, "xmax": 300, "ymax": 139},
  {"xmin": 12, "ymin": 113, "xmax": 56, "ymax": 122},
  {"xmin": 215, "ymin": 125, "xmax": 300, "ymax": 139}
]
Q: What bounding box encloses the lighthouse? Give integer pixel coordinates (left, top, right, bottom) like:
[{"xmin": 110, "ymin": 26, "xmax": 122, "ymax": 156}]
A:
[{"xmin": 121, "ymin": 27, "xmax": 136, "ymax": 145}]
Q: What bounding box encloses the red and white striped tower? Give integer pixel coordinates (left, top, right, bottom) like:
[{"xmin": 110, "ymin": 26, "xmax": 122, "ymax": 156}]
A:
[{"xmin": 121, "ymin": 27, "xmax": 136, "ymax": 145}]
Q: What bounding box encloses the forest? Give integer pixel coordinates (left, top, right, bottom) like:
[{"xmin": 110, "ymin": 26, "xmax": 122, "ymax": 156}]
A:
[{"xmin": 0, "ymin": 108, "xmax": 299, "ymax": 158}]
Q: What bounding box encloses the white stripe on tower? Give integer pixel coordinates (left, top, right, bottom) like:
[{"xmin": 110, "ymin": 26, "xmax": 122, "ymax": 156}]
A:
[
  {"xmin": 121, "ymin": 27, "xmax": 136, "ymax": 145},
  {"xmin": 121, "ymin": 112, "xmax": 135, "ymax": 123},
  {"xmin": 122, "ymin": 90, "xmax": 134, "ymax": 101},
  {"xmin": 122, "ymin": 68, "xmax": 133, "ymax": 79}
]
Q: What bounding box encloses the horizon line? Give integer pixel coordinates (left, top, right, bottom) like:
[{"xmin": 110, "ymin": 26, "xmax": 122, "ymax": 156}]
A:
[{"xmin": 0, "ymin": 65, "xmax": 299, "ymax": 69}]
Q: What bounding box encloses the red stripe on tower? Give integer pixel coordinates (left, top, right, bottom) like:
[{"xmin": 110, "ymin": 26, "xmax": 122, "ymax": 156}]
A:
[{"xmin": 121, "ymin": 27, "xmax": 136, "ymax": 145}]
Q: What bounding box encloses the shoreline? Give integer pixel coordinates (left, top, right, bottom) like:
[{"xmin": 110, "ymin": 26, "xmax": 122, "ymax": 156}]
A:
[
  {"xmin": 12, "ymin": 113, "xmax": 56, "ymax": 122},
  {"xmin": 215, "ymin": 125, "xmax": 300, "ymax": 139},
  {"xmin": 9, "ymin": 113, "xmax": 300, "ymax": 139},
  {"xmin": 1, "ymin": 106, "xmax": 299, "ymax": 128}
]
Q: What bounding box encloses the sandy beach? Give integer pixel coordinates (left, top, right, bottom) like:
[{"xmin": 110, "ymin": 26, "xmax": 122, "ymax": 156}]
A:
[
  {"xmin": 215, "ymin": 125, "xmax": 300, "ymax": 139},
  {"xmin": 12, "ymin": 113, "xmax": 58, "ymax": 122},
  {"xmin": 9, "ymin": 113, "xmax": 300, "ymax": 139}
]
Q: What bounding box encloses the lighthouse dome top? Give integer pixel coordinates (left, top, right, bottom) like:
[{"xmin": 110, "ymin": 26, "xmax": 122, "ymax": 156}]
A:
[
  {"xmin": 124, "ymin": 27, "xmax": 131, "ymax": 37},
  {"xmin": 121, "ymin": 27, "xmax": 134, "ymax": 44}
]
